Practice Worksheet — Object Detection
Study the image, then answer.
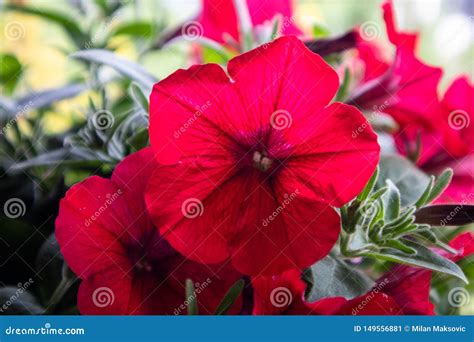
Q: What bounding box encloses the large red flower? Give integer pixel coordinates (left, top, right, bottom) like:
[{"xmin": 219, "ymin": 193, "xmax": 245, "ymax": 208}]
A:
[
  {"xmin": 146, "ymin": 36, "xmax": 380, "ymax": 276},
  {"xmin": 253, "ymin": 232, "xmax": 473, "ymax": 315},
  {"xmin": 55, "ymin": 148, "xmax": 242, "ymax": 315},
  {"xmin": 198, "ymin": 0, "xmax": 301, "ymax": 44}
]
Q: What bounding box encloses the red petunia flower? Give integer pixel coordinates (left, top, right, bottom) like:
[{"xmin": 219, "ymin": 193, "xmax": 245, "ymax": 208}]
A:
[
  {"xmin": 349, "ymin": 0, "xmax": 443, "ymax": 166},
  {"xmin": 198, "ymin": 0, "xmax": 301, "ymax": 44},
  {"xmin": 252, "ymin": 232, "xmax": 474, "ymax": 315},
  {"xmin": 55, "ymin": 148, "xmax": 242, "ymax": 315},
  {"xmin": 146, "ymin": 36, "xmax": 380, "ymax": 276}
]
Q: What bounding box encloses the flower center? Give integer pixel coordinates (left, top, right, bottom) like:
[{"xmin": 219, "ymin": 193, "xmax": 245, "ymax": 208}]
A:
[
  {"xmin": 253, "ymin": 151, "xmax": 273, "ymax": 172},
  {"xmin": 134, "ymin": 259, "xmax": 153, "ymax": 273}
]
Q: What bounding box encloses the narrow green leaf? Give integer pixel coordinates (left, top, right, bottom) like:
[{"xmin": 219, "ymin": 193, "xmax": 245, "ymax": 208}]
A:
[
  {"xmin": 214, "ymin": 279, "xmax": 245, "ymax": 315},
  {"xmin": 383, "ymin": 239, "xmax": 417, "ymax": 255},
  {"xmin": 357, "ymin": 167, "xmax": 379, "ymax": 202},
  {"xmin": 426, "ymin": 168, "xmax": 453, "ymax": 204},
  {"xmin": 414, "ymin": 176, "xmax": 434, "ymax": 208},
  {"xmin": 71, "ymin": 49, "xmax": 158, "ymax": 91},
  {"xmin": 364, "ymin": 240, "xmax": 468, "ymax": 283},
  {"xmin": 129, "ymin": 83, "xmax": 149, "ymax": 113},
  {"xmin": 185, "ymin": 279, "xmax": 198, "ymax": 315},
  {"xmin": 382, "ymin": 180, "xmax": 400, "ymax": 221},
  {"xmin": 335, "ymin": 68, "xmax": 351, "ymax": 103}
]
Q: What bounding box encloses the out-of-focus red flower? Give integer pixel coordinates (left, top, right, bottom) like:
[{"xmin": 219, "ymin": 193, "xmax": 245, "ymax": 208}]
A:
[
  {"xmin": 349, "ymin": 0, "xmax": 443, "ymax": 166},
  {"xmin": 198, "ymin": 0, "xmax": 301, "ymax": 44},
  {"xmin": 146, "ymin": 36, "xmax": 380, "ymax": 276},
  {"xmin": 56, "ymin": 148, "xmax": 242, "ymax": 315},
  {"xmin": 252, "ymin": 232, "xmax": 474, "ymax": 315}
]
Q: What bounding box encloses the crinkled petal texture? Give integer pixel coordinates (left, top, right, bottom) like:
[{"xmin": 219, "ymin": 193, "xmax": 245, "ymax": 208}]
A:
[
  {"xmin": 56, "ymin": 148, "xmax": 241, "ymax": 315},
  {"xmin": 199, "ymin": 0, "xmax": 301, "ymax": 44},
  {"xmin": 148, "ymin": 36, "xmax": 380, "ymax": 276}
]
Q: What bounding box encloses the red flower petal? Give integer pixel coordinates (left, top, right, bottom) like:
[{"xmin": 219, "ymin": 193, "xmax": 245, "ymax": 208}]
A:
[{"xmin": 199, "ymin": 0, "xmax": 301, "ymax": 43}]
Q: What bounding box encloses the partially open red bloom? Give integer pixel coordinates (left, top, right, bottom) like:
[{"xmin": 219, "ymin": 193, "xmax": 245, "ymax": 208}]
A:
[
  {"xmin": 252, "ymin": 232, "xmax": 474, "ymax": 315},
  {"xmin": 199, "ymin": 0, "xmax": 301, "ymax": 44},
  {"xmin": 146, "ymin": 36, "xmax": 380, "ymax": 276},
  {"xmin": 56, "ymin": 148, "xmax": 241, "ymax": 315},
  {"xmin": 349, "ymin": 0, "xmax": 443, "ymax": 165}
]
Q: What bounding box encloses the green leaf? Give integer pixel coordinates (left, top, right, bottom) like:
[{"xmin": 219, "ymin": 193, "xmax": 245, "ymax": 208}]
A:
[
  {"xmin": 185, "ymin": 279, "xmax": 198, "ymax": 315},
  {"xmin": 357, "ymin": 167, "xmax": 378, "ymax": 202},
  {"xmin": 334, "ymin": 67, "xmax": 351, "ymax": 102},
  {"xmin": 382, "ymin": 180, "xmax": 400, "ymax": 221},
  {"xmin": 312, "ymin": 23, "xmax": 330, "ymax": 38},
  {"xmin": 71, "ymin": 49, "xmax": 158, "ymax": 91},
  {"xmin": 304, "ymin": 254, "xmax": 374, "ymax": 302},
  {"xmin": 0, "ymin": 54, "xmax": 23, "ymax": 95},
  {"xmin": 214, "ymin": 279, "xmax": 245, "ymax": 315},
  {"xmin": 426, "ymin": 168, "xmax": 453, "ymax": 204},
  {"xmin": 6, "ymin": 5, "xmax": 88, "ymax": 47},
  {"xmin": 111, "ymin": 21, "xmax": 156, "ymax": 38},
  {"xmin": 364, "ymin": 240, "xmax": 468, "ymax": 283},
  {"xmin": 414, "ymin": 176, "xmax": 434, "ymax": 208},
  {"xmin": 129, "ymin": 82, "xmax": 149, "ymax": 113},
  {"xmin": 377, "ymin": 154, "xmax": 430, "ymax": 206}
]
